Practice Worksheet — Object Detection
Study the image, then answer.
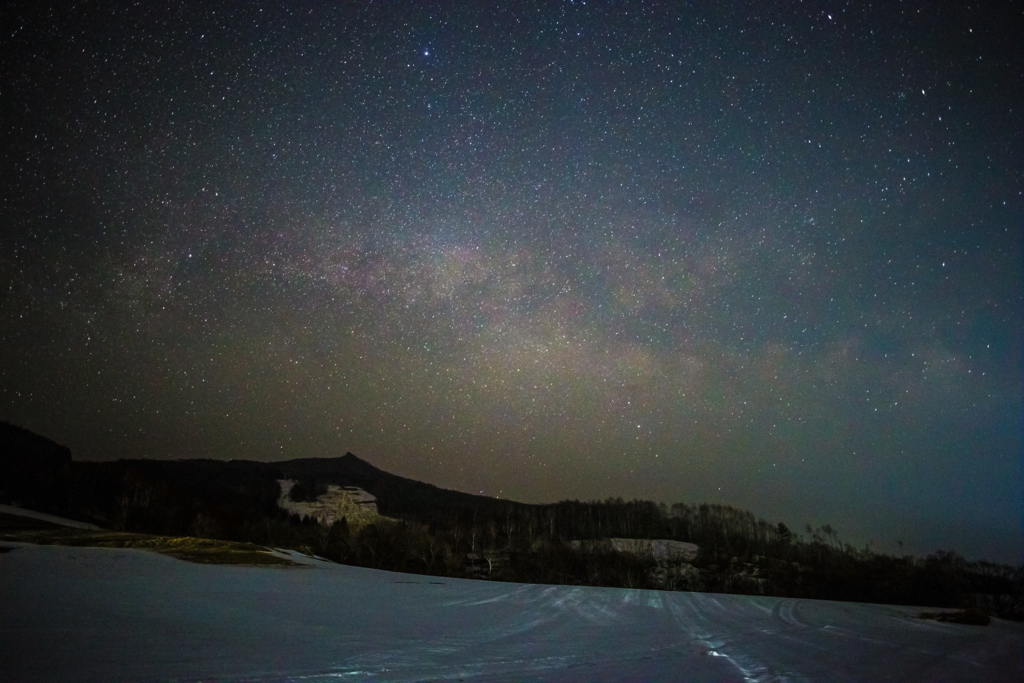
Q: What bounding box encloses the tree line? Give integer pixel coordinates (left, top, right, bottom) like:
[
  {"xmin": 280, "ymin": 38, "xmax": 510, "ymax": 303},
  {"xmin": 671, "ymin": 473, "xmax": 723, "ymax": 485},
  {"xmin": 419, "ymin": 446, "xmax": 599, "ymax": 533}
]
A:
[{"xmin": 2, "ymin": 421, "xmax": 1020, "ymax": 620}]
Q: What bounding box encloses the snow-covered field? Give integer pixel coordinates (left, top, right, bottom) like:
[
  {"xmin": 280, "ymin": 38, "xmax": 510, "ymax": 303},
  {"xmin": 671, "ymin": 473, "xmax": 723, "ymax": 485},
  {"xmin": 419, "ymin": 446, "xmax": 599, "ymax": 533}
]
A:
[{"xmin": 0, "ymin": 543, "xmax": 1020, "ymax": 682}]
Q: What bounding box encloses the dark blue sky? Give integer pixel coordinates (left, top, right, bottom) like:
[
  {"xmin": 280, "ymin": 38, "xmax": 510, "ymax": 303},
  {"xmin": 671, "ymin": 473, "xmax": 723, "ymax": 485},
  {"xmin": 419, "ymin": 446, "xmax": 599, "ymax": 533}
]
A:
[{"xmin": 1, "ymin": 1, "xmax": 1020, "ymax": 562}]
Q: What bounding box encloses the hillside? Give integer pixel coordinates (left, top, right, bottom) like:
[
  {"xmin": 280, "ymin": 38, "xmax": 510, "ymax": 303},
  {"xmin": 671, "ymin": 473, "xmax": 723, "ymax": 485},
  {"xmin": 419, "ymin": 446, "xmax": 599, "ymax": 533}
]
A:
[
  {"xmin": 1, "ymin": 421, "xmax": 1021, "ymax": 619},
  {"xmin": 277, "ymin": 452, "xmax": 523, "ymax": 521}
]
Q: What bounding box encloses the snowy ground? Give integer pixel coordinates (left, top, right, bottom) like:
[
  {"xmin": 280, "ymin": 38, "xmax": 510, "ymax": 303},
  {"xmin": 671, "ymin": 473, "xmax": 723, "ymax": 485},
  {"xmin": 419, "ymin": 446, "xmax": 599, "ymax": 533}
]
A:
[{"xmin": 0, "ymin": 543, "xmax": 1020, "ymax": 682}]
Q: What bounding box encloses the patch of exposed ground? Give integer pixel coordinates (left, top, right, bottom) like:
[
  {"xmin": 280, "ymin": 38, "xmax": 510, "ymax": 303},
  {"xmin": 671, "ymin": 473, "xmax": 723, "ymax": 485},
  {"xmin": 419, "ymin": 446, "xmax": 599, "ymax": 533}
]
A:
[
  {"xmin": 0, "ymin": 513, "xmax": 300, "ymax": 566},
  {"xmin": 919, "ymin": 608, "xmax": 991, "ymax": 626}
]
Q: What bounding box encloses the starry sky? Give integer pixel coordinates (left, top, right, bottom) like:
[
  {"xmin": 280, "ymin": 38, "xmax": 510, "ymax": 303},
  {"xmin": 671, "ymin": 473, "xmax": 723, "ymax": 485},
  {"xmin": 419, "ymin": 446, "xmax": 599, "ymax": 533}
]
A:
[{"xmin": 1, "ymin": 1, "xmax": 1020, "ymax": 562}]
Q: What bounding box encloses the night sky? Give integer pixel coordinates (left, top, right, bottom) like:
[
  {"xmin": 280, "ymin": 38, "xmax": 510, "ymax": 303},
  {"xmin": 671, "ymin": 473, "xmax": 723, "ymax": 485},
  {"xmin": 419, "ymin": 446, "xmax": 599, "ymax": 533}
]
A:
[{"xmin": 1, "ymin": 1, "xmax": 1020, "ymax": 562}]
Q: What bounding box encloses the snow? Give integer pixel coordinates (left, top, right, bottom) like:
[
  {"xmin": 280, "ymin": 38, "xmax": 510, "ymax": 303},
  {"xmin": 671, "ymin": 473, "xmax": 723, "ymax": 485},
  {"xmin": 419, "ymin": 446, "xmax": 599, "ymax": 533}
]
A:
[
  {"xmin": 0, "ymin": 543, "xmax": 1020, "ymax": 682},
  {"xmin": 276, "ymin": 479, "xmax": 379, "ymax": 525}
]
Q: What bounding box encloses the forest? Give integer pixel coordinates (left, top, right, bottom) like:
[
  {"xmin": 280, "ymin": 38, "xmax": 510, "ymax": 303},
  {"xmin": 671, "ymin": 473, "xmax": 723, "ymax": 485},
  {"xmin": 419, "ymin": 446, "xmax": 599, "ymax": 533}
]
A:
[{"xmin": 2, "ymin": 421, "xmax": 1021, "ymax": 620}]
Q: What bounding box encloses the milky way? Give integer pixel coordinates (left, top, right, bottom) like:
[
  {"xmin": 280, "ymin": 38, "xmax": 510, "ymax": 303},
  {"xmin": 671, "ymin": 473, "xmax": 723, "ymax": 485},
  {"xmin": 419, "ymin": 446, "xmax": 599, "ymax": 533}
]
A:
[{"xmin": 1, "ymin": 1, "xmax": 1020, "ymax": 561}]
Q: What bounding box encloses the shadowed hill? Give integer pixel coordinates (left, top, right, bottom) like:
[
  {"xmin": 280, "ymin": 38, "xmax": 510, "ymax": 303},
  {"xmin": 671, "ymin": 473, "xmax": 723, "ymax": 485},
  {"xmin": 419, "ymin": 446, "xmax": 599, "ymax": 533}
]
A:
[
  {"xmin": 0, "ymin": 422, "xmax": 524, "ymax": 536},
  {"xmin": 0, "ymin": 421, "xmax": 72, "ymax": 511},
  {"xmin": 0, "ymin": 422, "xmax": 71, "ymax": 469}
]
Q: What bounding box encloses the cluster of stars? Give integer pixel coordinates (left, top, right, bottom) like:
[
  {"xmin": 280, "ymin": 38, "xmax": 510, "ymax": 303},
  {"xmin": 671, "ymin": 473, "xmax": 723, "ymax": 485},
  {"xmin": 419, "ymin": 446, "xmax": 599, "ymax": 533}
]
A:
[{"xmin": 0, "ymin": 0, "xmax": 1019, "ymax": 561}]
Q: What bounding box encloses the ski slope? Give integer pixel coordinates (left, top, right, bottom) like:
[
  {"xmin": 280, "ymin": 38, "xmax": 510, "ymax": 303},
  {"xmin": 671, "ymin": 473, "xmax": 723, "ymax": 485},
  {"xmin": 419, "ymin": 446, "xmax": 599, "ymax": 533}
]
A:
[{"xmin": 0, "ymin": 543, "xmax": 1020, "ymax": 682}]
